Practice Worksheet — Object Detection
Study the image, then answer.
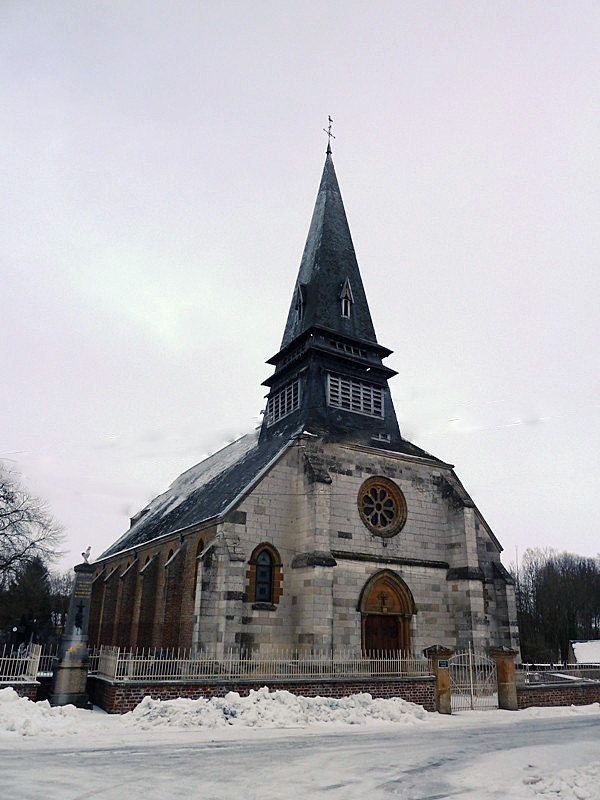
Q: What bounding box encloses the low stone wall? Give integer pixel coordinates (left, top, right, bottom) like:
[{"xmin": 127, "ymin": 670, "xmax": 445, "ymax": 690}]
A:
[
  {"xmin": 517, "ymin": 681, "xmax": 600, "ymax": 709},
  {"xmin": 88, "ymin": 675, "xmax": 436, "ymax": 714},
  {"xmin": 0, "ymin": 682, "xmax": 39, "ymax": 700}
]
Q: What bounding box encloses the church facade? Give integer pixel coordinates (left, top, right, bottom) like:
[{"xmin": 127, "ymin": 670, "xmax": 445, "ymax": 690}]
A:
[{"xmin": 89, "ymin": 146, "xmax": 519, "ymax": 658}]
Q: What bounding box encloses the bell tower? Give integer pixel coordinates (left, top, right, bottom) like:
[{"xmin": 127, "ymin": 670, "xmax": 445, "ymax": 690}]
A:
[{"xmin": 259, "ymin": 141, "xmax": 403, "ymax": 449}]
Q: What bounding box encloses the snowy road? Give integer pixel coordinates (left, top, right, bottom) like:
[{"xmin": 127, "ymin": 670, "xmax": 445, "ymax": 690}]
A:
[{"xmin": 2, "ymin": 711, "xmax": 600, "ymax": 799}]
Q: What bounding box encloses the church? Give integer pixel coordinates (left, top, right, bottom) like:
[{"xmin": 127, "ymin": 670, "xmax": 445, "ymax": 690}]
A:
[{"xmin": 88, "ymin": 142, "xmax": 519, "ymax": 659}]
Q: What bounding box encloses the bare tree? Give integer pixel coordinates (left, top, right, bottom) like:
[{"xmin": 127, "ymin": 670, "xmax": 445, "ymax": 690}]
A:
[
  {"xmin": 49, "ymin": 567, "xmax": 74, "ymax": 636},
  {"xmin": 516, "ymin": 547, "xmax": 600, "ymax": 662},
  {"xmin": 0, "ymin": 465, "xmax": 63, "ymax": 589}
]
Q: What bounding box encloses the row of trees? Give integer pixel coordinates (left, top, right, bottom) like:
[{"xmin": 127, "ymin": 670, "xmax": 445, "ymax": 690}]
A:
[
  {"xmin": 515, "ymin": 548, "xmax": 600, "ymax": 663},
  {"xmin": 0, "ymin": 465, "xmax": 71, "ymax": 648},
  {"xmin": 0, "ymin": 557, "xmax": 73, "ymax": 648}
]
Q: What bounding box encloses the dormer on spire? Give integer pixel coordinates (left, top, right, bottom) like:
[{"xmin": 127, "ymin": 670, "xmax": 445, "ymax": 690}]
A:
[
  {"xmin": 294, "ymin": 284, "xmax": 306, "ymax": 323},
  {"xmin": 340, "ymin": 277, "xmax": 354, "ymax": 319}
]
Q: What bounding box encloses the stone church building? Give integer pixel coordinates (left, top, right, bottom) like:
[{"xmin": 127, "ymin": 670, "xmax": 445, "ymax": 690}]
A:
[{"xmin": 89, "ymin": 146, "xmax": 519, "ymax": 658}]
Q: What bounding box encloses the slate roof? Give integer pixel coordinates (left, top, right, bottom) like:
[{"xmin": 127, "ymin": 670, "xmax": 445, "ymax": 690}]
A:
[
  {"xmin": 99, "ymin": 423, "xmax": 454, "ymax": 560},
  {"xmin": 99, "ymin": 431, "xmax": 290, "ymax": 559}
]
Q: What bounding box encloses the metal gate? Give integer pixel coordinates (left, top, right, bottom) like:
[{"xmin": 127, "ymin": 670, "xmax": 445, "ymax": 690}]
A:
[{"xmin": 449, "ymin": 645, "xmax": 498, "ymax": 711}]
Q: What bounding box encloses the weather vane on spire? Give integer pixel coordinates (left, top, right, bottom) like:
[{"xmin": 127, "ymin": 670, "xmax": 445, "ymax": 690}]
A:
[{"xmin": 323, "ymin": 115, "xmax": 335, "ymax": 153}]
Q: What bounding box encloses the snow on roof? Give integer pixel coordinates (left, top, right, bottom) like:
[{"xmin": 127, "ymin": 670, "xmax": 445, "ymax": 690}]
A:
[
  {"xmin": 571, "ymin": 640, "xmax": 600, "ymax": 664},
  {"xmin": 134, "ymin": 432, "xmax": 258, "ymax": 522},
  {"xmin": 99, "ymin": 430, "xmax": 289, "ymax": 559}
]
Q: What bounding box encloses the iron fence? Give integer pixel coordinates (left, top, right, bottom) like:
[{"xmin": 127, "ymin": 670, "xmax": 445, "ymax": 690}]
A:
[
  {"xmin": 95, "ymin": 647, "xmax": 432, "ymax": 683},
  {"xmin": 88, "ymin": 649, "xmax": 100, "ymax": 675},
  {"xmin": 37, "ymin": 646, "xmax": 59, "ymax": 676},
  {"xmin": 0, "ymin": 644, "xmax": 42, "ymax": 682},
  {"xmin": 1, "ymin": 645, "xmax": 103, "ymax": 683},
  {"xmin": 518, "ymin": 662, "xmax": 600, "ymax": 685}
]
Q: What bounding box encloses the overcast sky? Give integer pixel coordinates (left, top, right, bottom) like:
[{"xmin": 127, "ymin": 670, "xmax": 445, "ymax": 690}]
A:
[{"xmin": 2, "ymin": 1, "xmax": 599, "ymax": 573}]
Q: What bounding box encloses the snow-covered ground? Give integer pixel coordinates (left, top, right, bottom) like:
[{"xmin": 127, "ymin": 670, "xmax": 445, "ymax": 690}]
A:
[{"xmin": 1, "ymin": 687, "xmax": 599, "ymax": 799}]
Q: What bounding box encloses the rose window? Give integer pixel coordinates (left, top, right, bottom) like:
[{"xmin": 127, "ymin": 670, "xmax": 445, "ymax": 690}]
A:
[{"xmin": 358, "ymin": 477, "xmax": 407, "ymax": 537}]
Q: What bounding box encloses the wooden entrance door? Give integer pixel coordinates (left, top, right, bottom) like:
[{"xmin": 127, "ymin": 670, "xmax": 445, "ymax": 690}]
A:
[
  {"xmin": 364, "ymin": 614, "xmax": 400, "ymax": 654},
  {"xmin": 360, "ymin": 570, "xmax": 414, "ymax": 655}
]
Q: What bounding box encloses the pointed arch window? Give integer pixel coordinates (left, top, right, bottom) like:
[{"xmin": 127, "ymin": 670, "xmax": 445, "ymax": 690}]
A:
[
  {"xmin": 247, "ymin": 544, "xmax": 283, "ymax": 607},
  {"xmin": 340, "ymin": 278, "xmax": 354, "ymax": 319},
  {"xmin": 255, "ymin": 550, "xmax": 273, "ymax": 602}
]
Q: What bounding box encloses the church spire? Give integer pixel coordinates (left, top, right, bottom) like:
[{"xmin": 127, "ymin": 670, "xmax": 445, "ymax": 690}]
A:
[
  {"xmin": 259, "ymin": 145, "xmax": 402, "ymax": 448},
  {"xmin": 280, "ymin": 150, "xmax": 377, "ymax": 349}
]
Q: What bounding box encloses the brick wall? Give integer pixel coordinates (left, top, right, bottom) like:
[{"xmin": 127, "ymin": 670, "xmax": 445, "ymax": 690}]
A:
[
  {"xmin": 1, "ymin": 682, "xmax": 38, "ymax": 700},
  {"xmin": 88, "ymin": 572, "xmax": 104, "ymax": 646},
  {"xmin": 88, "ymin": 675, "xmax": 435, "ymax": 714},
  {"xmin": 138, "ymin": 556, "xmax": 159, "ymax": 648},
  {"xmin": 100, "ymin": 569, "xmax": 119, "ymax": 645},
  {"xmin": 517, "ymin": 681, "xmax": 600, "ymax": 709},
  {"xmin": 163, "ymin": 544, "xmax": 187, "ymax": 649},
  {"xmin": 117, "ymin": 561, "xmax": 138, "ymax": 647}
]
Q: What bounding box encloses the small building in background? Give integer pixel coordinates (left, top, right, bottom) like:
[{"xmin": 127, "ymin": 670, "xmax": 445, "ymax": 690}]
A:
[{"xmin": 569, "ymin": 640, "xmax": 600, "ymax": 664}]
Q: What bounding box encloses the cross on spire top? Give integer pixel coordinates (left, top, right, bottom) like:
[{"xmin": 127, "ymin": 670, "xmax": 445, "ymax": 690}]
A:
[{"xmin": 323, "ymin": 115, "xmax": 335, "ymax": 154}]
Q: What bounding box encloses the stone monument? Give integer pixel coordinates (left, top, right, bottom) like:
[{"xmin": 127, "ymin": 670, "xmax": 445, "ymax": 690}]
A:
[{"xmin": 50, "ymin": 551, "xmax": 94, "ymax": 708}]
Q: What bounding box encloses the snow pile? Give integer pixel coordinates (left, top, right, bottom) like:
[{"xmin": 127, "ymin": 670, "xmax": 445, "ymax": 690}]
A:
[
  {"xmin": 0, "ymin": 686, "xmax": 426, "ymax": 737},
  {"xmin": 0, "ymin": 688, "xmax": 93, "ymax": 737},
  {"xmin": 524, "ymin": 761, "xmax": 600, "ymax": 798},
  {"xmin": 519, "ymin": 702, "xmax": 600, "ymax": 719},
  {"xmin": 125, "ymin": 687, "xmax": 428, "ymax": 730}
]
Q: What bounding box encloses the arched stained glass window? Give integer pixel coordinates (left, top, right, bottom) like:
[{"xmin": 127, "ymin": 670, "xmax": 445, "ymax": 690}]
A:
[{"xmin": 255, "ymin": 550, "xmax": 273, "ymax": 602}]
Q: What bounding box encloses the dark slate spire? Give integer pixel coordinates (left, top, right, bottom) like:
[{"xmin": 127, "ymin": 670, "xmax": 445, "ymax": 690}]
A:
[
  {"xmin": 259, "ymin": 149, "xmax": 404, "ymax": 449},
  {"xmin": 280, "ymin": 153, "xmax": 377, "ymax": 348}
]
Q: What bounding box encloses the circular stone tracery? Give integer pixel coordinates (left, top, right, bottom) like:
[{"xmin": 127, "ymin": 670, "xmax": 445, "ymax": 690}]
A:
[{"xmin": 358, "ymin": 477, "xmax": 407, "ymax": 537}]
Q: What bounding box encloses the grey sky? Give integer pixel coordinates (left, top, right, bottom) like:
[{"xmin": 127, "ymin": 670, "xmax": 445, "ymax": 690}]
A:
[{"xmin": 2, "ymin": 1, "xmax": 599, "ymax": 572}]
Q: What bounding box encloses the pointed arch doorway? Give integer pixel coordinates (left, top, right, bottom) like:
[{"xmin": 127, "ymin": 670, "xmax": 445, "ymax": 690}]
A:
[{"xmin": 359, "ymin": 570, "xmax": 414, "ymax": 655}]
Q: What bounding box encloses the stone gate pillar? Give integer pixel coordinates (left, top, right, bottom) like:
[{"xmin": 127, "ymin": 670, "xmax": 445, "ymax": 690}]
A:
[
  {"xmin": 424, "ymin": 644, "xmax": 454, "ymax": 714},
  {"xmin": 489, "ymin": 646, "xmax": 519, "ymax": 711}
]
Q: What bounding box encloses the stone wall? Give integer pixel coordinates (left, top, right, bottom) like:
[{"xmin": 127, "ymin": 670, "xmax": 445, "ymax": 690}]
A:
[
  {"xmin": 88, "ymin": 675, "xmax": 436, "ymax": 714},
  {"xmin": 303, "ymin": 439, "xmax": 517, "ymax": 654}
]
